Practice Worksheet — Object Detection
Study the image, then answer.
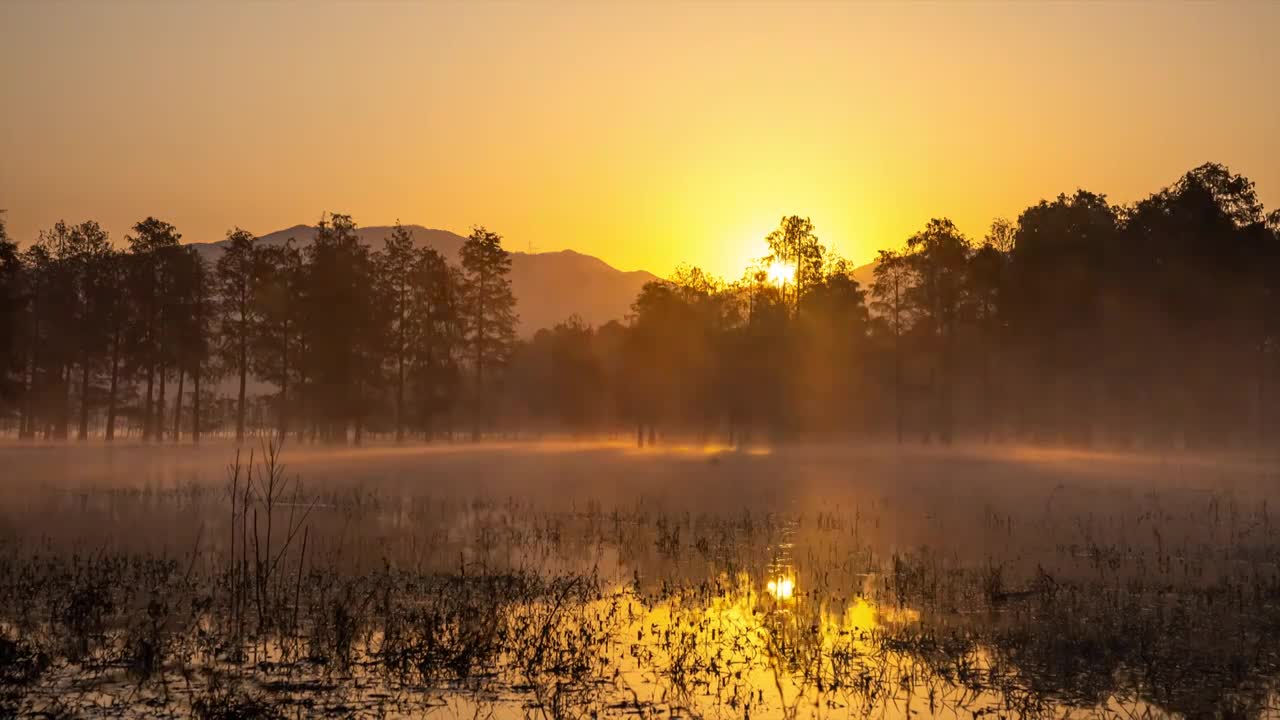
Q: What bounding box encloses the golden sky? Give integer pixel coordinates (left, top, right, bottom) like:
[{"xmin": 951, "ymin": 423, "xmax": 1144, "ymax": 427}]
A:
[{"xmin": 2, "ymin": 1, "xmax": 1278, "ymax": 278}]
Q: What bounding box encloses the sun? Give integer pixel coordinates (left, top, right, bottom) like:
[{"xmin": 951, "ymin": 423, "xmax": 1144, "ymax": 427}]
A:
[
  {"xmin": 765, "ymin": 260, "xmax": 795, "ymax": 287},
  {"xmin": 766, "ymin": 576, "xmax": 795, "ymax": 600}
]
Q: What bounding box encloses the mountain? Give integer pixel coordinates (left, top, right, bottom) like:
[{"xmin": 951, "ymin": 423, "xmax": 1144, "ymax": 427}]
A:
[
  {"xmin": 851, "ymin": 260, "xmax": 877, "ymax": 290},
  {"xmin": 186, "ymin": 225, "xmax": 659, "ymax": 335}
]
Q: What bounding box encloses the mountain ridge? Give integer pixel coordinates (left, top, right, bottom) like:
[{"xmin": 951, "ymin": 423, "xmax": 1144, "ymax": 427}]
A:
[
  {"xmin": 185, "ymin": 224, "xmax": 659, "ymax": 335},
  {"xmin": 185, "ymin": 224, "xmax": 879, "ymax": 333}
]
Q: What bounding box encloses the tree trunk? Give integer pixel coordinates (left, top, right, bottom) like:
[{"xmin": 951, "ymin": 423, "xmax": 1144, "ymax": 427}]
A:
[
  {"xmin": 143, "ymin": 363, "xmax": 155, "ymax": 442},
  {"xmin": 940, "ymin": 324, "xmax": 955, "ymax": 445},
  {"xmin": 893, "ymin": 330, "xmax": 903, "ymax": 445},
  {"xmin": 106, "ymin": 330, "xmax": 120, "ymax": 442},
  {"xmin": 77, "ymin": 355, "xmax": 91, "ymax": 441},
  {"xmin": 1258, "ymin": 343, "xmax": 1268, "ymax": 455},
  {"xmin": 57, "ymin": 363, "xmax": 71, "ymax": 440},
  {"xmin": 18, "ymin": 338, "xmax": 35, "ymax": 439},
  {"xmin": 157, "ymin": 363, "xmax": 167, "ymax": 444},
  {"xmin": 278, "ymin": 339, "xmax": 289, "ymax": 441},
  {"xmin": 297, "ymin": 369, "xmax": 308, "ymax": 444},
  {"xmin": 236, "ymin": 337, "xmax": 247, "ymax": 442},
  {"xmin": 173, "ymin": 366, "xmax": 185, "ymax": 442},
  {"xmin": 395, "ymin": 353, "xmax": 405, "ymax": 443},
  {"xmin": 193, "ymin": 364, "xmax": 201, "ymax": 445}
]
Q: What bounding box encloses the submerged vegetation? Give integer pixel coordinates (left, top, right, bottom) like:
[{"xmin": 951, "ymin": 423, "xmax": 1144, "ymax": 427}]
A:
[{"xmin": 1, "ymin": 442, "xmax": 1278, "ymax": 718}]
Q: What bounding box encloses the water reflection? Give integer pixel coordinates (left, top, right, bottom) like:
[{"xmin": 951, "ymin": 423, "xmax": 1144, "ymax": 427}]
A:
[
  {"xmin": 6, "ymin": 443, "xmax": 1280, "ymax": 718},
  {"xmin": 766, "ymin": 575, "xmax": 795, "ymax": 600}
]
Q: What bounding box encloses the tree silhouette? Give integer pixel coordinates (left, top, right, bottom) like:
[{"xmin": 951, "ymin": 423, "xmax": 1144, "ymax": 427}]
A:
[
  {"xmin": 253, "ymin": 239, "xmax": 305, "ymax": 440},
  {"xmin": 0, "ymin": 211, "xmax": 23, "ymax": 407},
  {"xmin": 126, "ymin": 217, "xmax": 182, "ymax": 442},
  {"xmin": 765, "ymin": 215, "xmax": 822, "ymax": 314},
  {"xmin": 407, "ymin": 245, "xmax": 461, "ymax": 439},
  {"xmin": 459, "ymin": 226, "xmax": 517, "ymax": 440},
  {"xmin": 376, "ymin": 222, "xmax": 417, "ymax": 442},
  {"xmin": 1, "ymin": 161, "xmax": 1278, "ymax": 447},
  {"xmin": 871, "ymin": 249, "xmax": 913, "ymax": 444},
  {"xmin": 968, "ymin": 234, "xmax": 1006, "ymax": 442},
  {"xmin": 904, "ymin": 218, "xmax": 971, "ymax": 444},
  {"xmin": 215, "ymin": 228, "xmax": 263, "ymax": 443},
  {"xmin": 303, "ymin": 213, "xmax": 381, "ymax": 443},
  {"xmin": 65, "ymin": 221, "xmax": 112, "ymax": 441}
]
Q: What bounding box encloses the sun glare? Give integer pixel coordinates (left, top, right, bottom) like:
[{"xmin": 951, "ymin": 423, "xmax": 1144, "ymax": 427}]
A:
[
  {"xmin": 766, "ymin": 576, "xmax": 795, "ymax": 600},
  {"xmin": 766, "ymin": 260, "xmax": 795, "ymax": 287}
]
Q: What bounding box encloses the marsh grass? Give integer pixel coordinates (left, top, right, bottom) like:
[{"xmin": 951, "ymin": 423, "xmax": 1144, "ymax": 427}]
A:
[{"xmin": 1, "ymin": 443, "xmax": 1279, "ymax": 718}]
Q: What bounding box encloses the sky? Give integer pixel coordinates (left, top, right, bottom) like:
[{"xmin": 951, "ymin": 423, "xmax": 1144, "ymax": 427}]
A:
[{"xmin": 2, "ymin": 1, "xmax": 1278, "ymax": 278}]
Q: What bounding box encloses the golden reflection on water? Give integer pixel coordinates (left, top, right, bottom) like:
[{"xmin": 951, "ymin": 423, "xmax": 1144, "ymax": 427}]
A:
[
  {"xmin": 766, "ymin": 575, "xmax": 795, "ymax": 600},
  {"xmin": 603, "ymin": 571, "xmax": 927, "ymax": 717}
]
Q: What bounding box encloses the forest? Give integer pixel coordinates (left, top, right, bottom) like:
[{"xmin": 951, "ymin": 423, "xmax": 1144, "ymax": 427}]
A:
[{"xmin": 1, "ymin": 162, "xmax": 1279, "ymax": 449}]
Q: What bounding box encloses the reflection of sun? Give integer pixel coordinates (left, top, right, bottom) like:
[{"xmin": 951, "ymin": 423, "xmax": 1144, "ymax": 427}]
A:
[
  {"xmin": 766, "ymin": 576, "xmax": 795, "ymax": 600},
  {"xmin": 766, "ymin": 260, "xmax": 795, "ymax": 286}
]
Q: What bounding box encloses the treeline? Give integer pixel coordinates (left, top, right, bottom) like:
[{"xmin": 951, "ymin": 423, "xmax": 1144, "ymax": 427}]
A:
[
  {"xmin": 0, "ymin": 214, "xmax": 515, "ymax": 442},
  {"xmin": 606, "ymin": 162, "xmax": 1280, "ymax": 449},
  {"xmin": 2, "ymin": 162, "xmax": 1279, "ymax": 448}
]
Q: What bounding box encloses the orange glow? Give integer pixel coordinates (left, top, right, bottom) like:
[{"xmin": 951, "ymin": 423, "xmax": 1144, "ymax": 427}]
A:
[
  {"xmin": 765, "ymin": 260, "xmax": 795, "ymax": 287},
  {"xmin": 1, "ymin": 3, "xmax": 1277, "ymax": 277}
]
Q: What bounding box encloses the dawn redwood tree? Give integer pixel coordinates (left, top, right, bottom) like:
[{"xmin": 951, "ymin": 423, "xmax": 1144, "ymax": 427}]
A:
[
  {"xmin": 871, "ymin": 249, "xmax": 914, "ymax": 444},
  {"xmin": 376, "ymin": 222, "xmax": 416, "ymax": 442},
  {"xmin": 15, "ymin": 242, "xmax": 52, "ymax": 438},
  {"xmin": 1009, "ymin": 191, "xmax": 1115, "ymax": 443},
  {"xmin": 408, "ymin": 245, "xmax": 461, "ymax": 439},
  {"xmin": 904, "ymin": 218, "xmax": 971, "ymax": 444},
  {"xmin": 185, "ymin": 251, "xmax": 217, "ymax": 444},
  {"xmin": 303, "ymin": 213, "xmax": 382, "ymax": 443},
  {"xmin": 65, "ymin": 221, "xmax": 113, "ymax": 441},
  {"xmin": 215, "ymin": 228, "xmax": 262, "ymax": 442},
  {"xmin": 253, "ymin": 238, "xmax": 304, "ymax": 439},
  {"xmin": 1119, "ymin": 164, "xmax": 1271, "ymax": 447},
  {"xmin": 968, "ymin": 228, "xmax": 1008, "ymax": 442},
  {"xmin": 459, "ymin": 226, "xmax": 517, "ymax": 440},
  {"xmin": 100, "ymin": 248, "xmax": 132, "ymax": 441},
  {"xmin": 126, "ymin": 217, "xmax": 182, "ymax": 441},
  {"xmin": 794, "ymin": 256, "xmax": 869, "ymax": 432},
  {"xmin": 0, "ymin": 211, "xmax": 23, "ymax": 409},
  {"xmin": 27, "ymin": 222, "xmax": 82, "ymax": 439},
  {"xmin": 167, "ymin": 246, "xmax": 210, "ymax": 442},
  {"xmin": 765, "ymin": 215, "xmax": 823, "ymax": 314}
]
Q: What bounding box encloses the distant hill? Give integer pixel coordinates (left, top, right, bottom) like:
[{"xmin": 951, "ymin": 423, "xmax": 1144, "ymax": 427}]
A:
[
  {"xmin": 186, "ymin": 225, "xmax": 659, "ymax": 335},
  {"xmin": 851, "ymin": 260, "xmax": 877, "ymax": 290}
]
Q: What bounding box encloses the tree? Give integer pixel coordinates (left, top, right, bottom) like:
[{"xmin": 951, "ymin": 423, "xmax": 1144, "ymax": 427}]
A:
[
  {"xmin": 166, "ymin": 247, "xmax": 212, "ymax": 442},
  {"xmin": 22, "ymin": 221, "xmax": 111, "ymax": 440},
  {"xmin": 904, "ymin": 218, "xmax": 971, "ymax": 444},
  {"xmin": 765, "ymin": 215, "xmax": 823, "ymax": 314},
  {"xmin": 1009, "ymin": 191, "xmax": 1116, "ymax": 443},
  {"xmin": 985, "ymin": 217, "xmax": 1016, "ymax": 254},
  {"xmin": 795, "ymin": 256, "xmax": 869, "ymax": 432},
  {"xmin": 376, "ymin": 222, "xmax": 417, "ymax": 442},
  {"xmin": 215, "ymin": 228, "xmax": 263, "ymax": 442},
  {"xmin": 968, "ymin": 230, "xmax": 1008, "ymax": 442},
  {"xmin": 100, "ymin": 248, "xmax": 131, "ymax": 441},
  {"xmin": 407, "ymin": 246, "xmax": 461, "ymax": 439},
  {"xmin": 871, "ymin": 249, "xmax": 914, "ymax": 444},
  {"xmin": 254, "ymin": 239, "xmax": 305, "ymax": 439},
  {"xmin": 126, "ymin": 217, "xmax": 183, "ymax": 441},
  {"xmin": 0, "ymin": 211, "xmax": 23, "ymax": 408},
  {"xmin": 459, "ymin": 226, "xmax": 517, "ymax": 439},
  {"xmin": 65, "ymin": 221, "xmax": 113, "ymax": 441},
  {"xmin": 303, "ymin": 213, "xmax": 382, "ymax": 443},
  {"xmin": 185, "ymin": 253, "xmax": 217, "ymax": 444}
]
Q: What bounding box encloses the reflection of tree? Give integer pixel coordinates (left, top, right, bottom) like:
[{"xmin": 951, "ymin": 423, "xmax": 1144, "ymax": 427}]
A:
[{"xmin": 883, "ymin": 560, "xmax": 1280, "ymax": 718}]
